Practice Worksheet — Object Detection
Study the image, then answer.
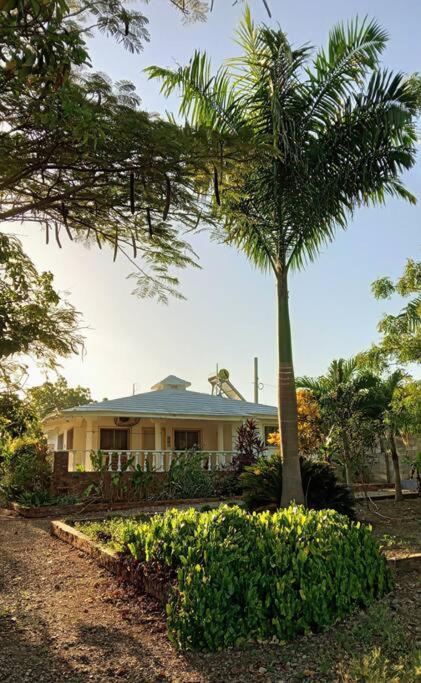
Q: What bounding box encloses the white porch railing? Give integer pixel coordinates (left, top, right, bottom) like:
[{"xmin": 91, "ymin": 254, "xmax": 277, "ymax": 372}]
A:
[{"xmin": 68, "ymin": 449, "xmax": 235, "ymax": 473}]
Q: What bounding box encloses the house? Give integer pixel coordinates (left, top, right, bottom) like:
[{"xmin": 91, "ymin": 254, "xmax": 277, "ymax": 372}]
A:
[{"xmin": 42, "ymin": 374, "xmax": 278, "ymax": 472}]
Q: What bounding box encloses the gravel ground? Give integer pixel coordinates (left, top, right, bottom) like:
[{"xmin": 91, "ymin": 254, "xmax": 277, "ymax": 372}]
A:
[{"xmin": 0, "ymin": 502, "xmax": 420, "ymax": 683}]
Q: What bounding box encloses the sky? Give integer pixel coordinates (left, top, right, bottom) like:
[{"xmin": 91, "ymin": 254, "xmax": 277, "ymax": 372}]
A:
[{"xmin": 12, "ymin": 0, "xmax": 421, "ymax": 404}]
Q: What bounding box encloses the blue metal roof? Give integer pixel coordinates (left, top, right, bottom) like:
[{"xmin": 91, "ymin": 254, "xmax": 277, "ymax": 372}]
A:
[{"xmin": 64, "ymin": 389, "xmax": 278, "ymax": 419}]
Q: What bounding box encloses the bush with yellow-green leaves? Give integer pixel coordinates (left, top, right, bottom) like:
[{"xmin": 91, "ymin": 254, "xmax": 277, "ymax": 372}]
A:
[{"xmin": 119, "ymin": 504, "xmax": 392, "ymax": 651}]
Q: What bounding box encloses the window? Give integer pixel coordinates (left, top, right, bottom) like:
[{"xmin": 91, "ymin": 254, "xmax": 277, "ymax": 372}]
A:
[
  {"xmin": 264, "ymin": 426, "xmax": 278, "ymax": 446},
  {"xmin": 100, "ymin": 428, "xmax": 129, "ymax": 450},
  {"xmin": 174, "ymin": 430, "xmax": 201, "ymax": 451},
  {"xmin": 66, "ymin": 428, "xmax": 74, "ymax": 450},
  {"xmin": 57, "ymin": 433, "xmax": 64, "ymax": 450}
]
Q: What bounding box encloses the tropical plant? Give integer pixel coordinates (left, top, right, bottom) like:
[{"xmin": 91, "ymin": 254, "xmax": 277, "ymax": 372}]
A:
[
  {"xmin": 267, "ymin": 388, "xmax": 323, "ymax": 456},
  {"xmin": 148, "ymin": 12, "xmax": 419, "ymax": 504},
  {"xmin": 241, "ymin": 453, "xmax": 356, "ymax": 519},
  {"xmin": 361, "ymin": 259, "xmax": 421, "ymax": 368},
  {"xmin": 165, "ymin": 449, "xmax": 216, "ymax": 499},
  {"xmin": 379, "ymin": 373, "xmax": 421, "ymax": 500},
  {"xmin": 232, "ymin": 418, "xmax": 265, "ymax": 471},
  {"xmin": 297, "ymin": 358, "xmax": 380, "ymax": 483},
  {"xmin": 0, "ymin": 436, "xmax": 52, "ymax": 500},
  {"xmin": 26, "ymin": 376, "xmax": 92, "ymax": 419},
  {"xmin": 124, "ymin": 504, "xmax": 391, "ymax": 650}
]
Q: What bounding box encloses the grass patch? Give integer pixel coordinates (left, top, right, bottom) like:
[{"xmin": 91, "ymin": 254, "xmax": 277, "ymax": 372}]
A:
[{"xmin": 74, "ymin": 515, "xmax": 151, "ymax": 552}]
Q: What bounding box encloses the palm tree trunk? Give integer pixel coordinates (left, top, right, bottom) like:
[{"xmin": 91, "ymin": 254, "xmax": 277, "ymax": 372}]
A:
[
  {"xmin": 341, "ymin": 431, "xmax": 352, "ymax": 484},
  {"xmin": 379, "ymin": 434, "xmax": 391, "ymax": 484},
  {"xmin": 277, "ymin": 270, "xmax": 304, "ymax": 506},
  {"xmin": 390, "ymin": 432, "xmax": 403, "ymax": 502}
]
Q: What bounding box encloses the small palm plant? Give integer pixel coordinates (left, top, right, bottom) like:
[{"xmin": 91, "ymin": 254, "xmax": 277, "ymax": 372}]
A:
[{"xmin": 148, "ymin": 10, "xmax": 418, "ymax": 505}]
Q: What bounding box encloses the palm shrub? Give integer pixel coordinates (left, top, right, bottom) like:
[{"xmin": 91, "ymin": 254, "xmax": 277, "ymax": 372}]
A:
[
  {"xmin": 124, "ymin": 505, "xmax": 391, "ymax": 650},
  {"xmin": 148, "ymin": 12, "xmax": 419, "ymax": 505},
  {"xmin": 241, "ymin": 453, "xmax": 356, "ymax": 519}
]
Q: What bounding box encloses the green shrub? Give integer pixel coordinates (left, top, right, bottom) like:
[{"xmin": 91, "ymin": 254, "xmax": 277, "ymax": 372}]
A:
[
  {"xmin": 0, "ymin": 436, "xmax": 51, "ymax": 499},
  {"xmin": 123, "ymin": 504, "xmax": 392, "ymax": 651},
  {"xmin": 16, "ymin": 491, "xmax": 79, "ymax": 507},
  {"xmin": 165, "ymin": 450, "xmax": 216, "ymax": 499},
  {"xmin": 241, "ymin": 453, "xmax": 356, "ymax": 519}
]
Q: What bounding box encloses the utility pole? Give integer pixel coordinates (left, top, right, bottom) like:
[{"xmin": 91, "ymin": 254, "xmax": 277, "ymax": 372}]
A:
[{"xmin": 254, "ymin": 357, "xmax": 259, "ymax": 403}]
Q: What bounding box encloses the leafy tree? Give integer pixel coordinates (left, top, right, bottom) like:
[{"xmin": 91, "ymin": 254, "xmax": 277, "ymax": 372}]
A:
[
  {"xmin": 148, "ymin": 12, "xmax": 419, "ymax": 504},
  {"xmin": 0, "ymin": 0, "xmax": 214, "ymax": 302},
  {"xmin": 26, "ymin": 376, "xmax": 92, "ymax": 419},
  {"xmin": 0, "ymin": 392, "xmax": 39, "ymax": 443},
  {"xmin": 0, "ymin": 234, "xmax": 83, "ymax": 385},
  {"xmin": 362, "ymin": 260, "xmax": 421, "ymax": 368}
]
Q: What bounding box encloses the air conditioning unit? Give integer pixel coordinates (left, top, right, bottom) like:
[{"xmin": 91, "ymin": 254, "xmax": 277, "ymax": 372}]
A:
[{"xmin": 114, "ymin": 417, "xmax": 140, "ymax": 428}]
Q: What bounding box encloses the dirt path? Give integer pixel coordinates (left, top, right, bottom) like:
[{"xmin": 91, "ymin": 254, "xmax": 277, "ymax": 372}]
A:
[
  {"xmin": 0, "ymin": 517, "xmax": 210, "ymax": 683},
  {"xmin": 1, "ymin": 511, "xmax": 420, "ymax": 683}
]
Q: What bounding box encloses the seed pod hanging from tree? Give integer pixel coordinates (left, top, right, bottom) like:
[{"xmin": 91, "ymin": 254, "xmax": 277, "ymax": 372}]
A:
[
  {"xmin": 131, "ymin": 231, "xmax": 137, "ymax": 258},
  {"xmin": 163, "ymin": 173, "xmax": 171, "ymax": 220},
  {"xmin": 213, "ymin": 165, "xmax": 221, "ymax": 206},
  {"xmin": 55, "ymin": 223, "xmax": 62, "ymax": 248},
  {"xmin": 45, "ymin": 223, "xmax": 50, "ymax": 244},
  {"xmin": 130, "ymin": 171, "xmax": 135, "ymax": 214},
  {"xmin": 61, "ymin": 202, "xmax": 73, "ymax": 240},
  {"xmin": 113, "ymin": 229, "xmax": 119, "ymax": 261},
  {"xmin": 146, "ymin": 208, "xmax": 153, "ymax": 237}
]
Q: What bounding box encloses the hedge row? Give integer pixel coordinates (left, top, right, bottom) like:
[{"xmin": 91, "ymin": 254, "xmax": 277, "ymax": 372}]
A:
[{"xmin": 119, "ymin": 504, "xmax": 392, "ymax": 651}]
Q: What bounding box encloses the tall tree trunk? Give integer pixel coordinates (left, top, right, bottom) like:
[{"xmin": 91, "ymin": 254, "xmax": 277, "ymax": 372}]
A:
[
  {"xmin": 390, "ymin": 432, "xmax": 403, "ymax": 502},
  {"xmin": 379, "ymin": 434, "xmax": 391, "ymax": 484},
  {"xmin": 277, "ymin": 270, "xmax": 304, "ymax": 506},
  {"xmin": 341, "ymin": 430, "xmax": 352, "ymax": 484}
]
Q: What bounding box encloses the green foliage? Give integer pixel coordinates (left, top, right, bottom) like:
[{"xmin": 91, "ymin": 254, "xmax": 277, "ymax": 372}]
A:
[
  {"xmin": 165, "ymin": 450, "xmax": 216, "ymax": 499},
  {"xmin": 0, "ymin": 1, "xmax": 211, "ymax": 304},
  {"xmin": 364, "ymin": 259, "xmax": 421, "ymax": 367},
  {"xmin": 241, "ymin": 454, "xmax": 356, "ymax": 519},
  {"xmin": 15, "ymin": 490, "xmax": 79, "ymax": 507},
  {"xmin": 75, "ymin": 515, "xmax": 148, "ymax": 551},
  {"xmin": 123, "ymin": 505, "xmax": 391, "ymax": 650},
  {"xmin": 0, "ymin": 391, "xmax": 39, "ymax": 441},
  {"xmin": 26, "ymin": 376, "xmax": 92, "ymax": 418},
  {"xmin": 297, "ymin": 358, "xmax": 381, "ymax": 481},
  {"xmin": 0, "ymin": 436, "xmax": 52, "ymax": 499},
  {"xmin": 0, "ymin": 235, "xmax": 83, "ymax": 385},
  {"xmin": 148, "ymin": 13, "xmax": 418, "ymax": 276}
]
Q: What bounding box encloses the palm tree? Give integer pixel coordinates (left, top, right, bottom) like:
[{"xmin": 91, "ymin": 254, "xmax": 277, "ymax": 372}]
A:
[
  {"xmin": 297, "ymin": 358, "xmax": 379, "ymax": 483},
  {"xmin": 372, "ymin": 370, "xmax": 409, "ymax": 501},
  {"xmin": 147, "ymin": 11, "xmax": 418, "ymax": 505}
]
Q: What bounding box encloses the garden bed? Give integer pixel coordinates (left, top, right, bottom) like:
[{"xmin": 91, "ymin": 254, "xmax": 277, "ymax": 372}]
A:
[
  {"xmin": 7, "ymin": 494, "xmax": 242, "ymax": 518},
  {"xmin": 51, "ymin": 503, "xmax": 406, "ymax": 652}
]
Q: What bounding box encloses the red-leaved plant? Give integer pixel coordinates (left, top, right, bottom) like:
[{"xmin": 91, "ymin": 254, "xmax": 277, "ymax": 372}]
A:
[{"xmin": 232, "ymin": 418, "xmax": 266, "ymax": 472}]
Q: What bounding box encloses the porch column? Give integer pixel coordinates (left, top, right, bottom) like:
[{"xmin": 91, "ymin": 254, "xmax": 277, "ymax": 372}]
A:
[
  {"xmin": 154, "ymin": 421, "xmax": 164, "ymax": 472},
  {"xmin": 85, "ymin": 418, "xmax": 94, "ymax": 471},
  {"xmin": 217, "ymin": 422, "xmax": 224, "ymax": 451}
]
